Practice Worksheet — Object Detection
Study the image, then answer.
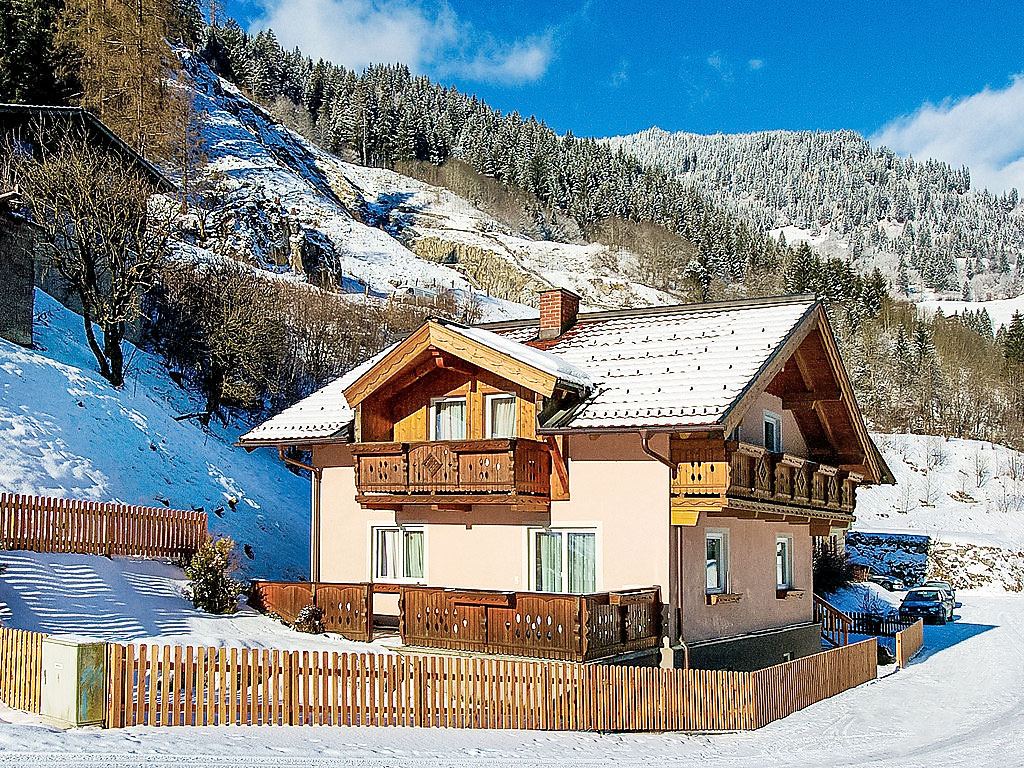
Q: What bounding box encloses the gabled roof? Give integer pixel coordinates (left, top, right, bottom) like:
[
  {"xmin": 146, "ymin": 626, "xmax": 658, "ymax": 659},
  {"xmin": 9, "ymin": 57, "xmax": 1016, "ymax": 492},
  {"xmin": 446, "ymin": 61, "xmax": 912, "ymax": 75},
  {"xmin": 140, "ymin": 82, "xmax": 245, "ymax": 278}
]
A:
[
  {"xmin": 239, "ymin": 293, "xmax": 890, "ymax": 482},
  {"xmin": 342, "ymin": 319, "xmax": 593, "ymax": 408},
  {"xmin": 486, "ymin": 294, "xmax": 817, "ymax": 431},
  {"xmin": 0, "ymin": 104, "xmax": 176, "ymax": 192}
]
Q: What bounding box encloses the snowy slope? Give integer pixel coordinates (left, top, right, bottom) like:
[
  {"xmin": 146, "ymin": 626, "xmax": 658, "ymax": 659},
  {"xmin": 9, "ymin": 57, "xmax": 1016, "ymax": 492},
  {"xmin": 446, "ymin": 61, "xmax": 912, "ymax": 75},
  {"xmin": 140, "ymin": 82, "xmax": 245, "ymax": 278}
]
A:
[
  {"xmin": 917, "ymin": 295, "xmax": 1024, "ymax": 330},
  {"xmin": 0, "ymin": 291, "xmax": 311, "ymax": 579},
  {"xmin": 0, "ymin": 550, "xmax": 388, "ymax": 653},
  {"xmin": 858, "ymin": 434, "xmax": 1024, "ymax": 549},
  {"xmin": 180, "ymin": 58, "xmax": 678, "ymax": 316}
]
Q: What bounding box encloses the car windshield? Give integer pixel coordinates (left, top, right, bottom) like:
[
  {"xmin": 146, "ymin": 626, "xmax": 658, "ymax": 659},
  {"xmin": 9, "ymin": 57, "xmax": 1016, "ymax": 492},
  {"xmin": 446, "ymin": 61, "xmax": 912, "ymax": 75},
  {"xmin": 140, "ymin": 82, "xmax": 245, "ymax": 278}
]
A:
[{"xmin": 905, "ymin": 590, "xmax": 941, "ymax": 602}]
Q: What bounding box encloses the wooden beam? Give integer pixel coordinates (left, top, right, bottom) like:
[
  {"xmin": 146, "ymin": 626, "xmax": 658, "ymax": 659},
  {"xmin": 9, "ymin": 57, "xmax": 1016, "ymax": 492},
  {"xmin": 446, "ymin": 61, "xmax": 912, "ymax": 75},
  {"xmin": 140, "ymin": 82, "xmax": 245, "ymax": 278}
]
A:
[
  {"xmin": 545, "ymin": 435, "xmax": 571, "ymax": 501},
  {"xmin": 781, "ymin": 390, "xmax": 842, "ymax": 410}
]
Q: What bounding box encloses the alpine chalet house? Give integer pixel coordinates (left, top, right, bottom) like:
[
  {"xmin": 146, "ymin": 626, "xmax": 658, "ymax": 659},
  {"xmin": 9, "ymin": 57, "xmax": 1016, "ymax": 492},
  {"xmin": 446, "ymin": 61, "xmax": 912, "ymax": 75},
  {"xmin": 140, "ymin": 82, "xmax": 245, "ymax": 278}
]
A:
[{"xmin": 241, "ymin": 289, "xmax": 890, "ymax": 669}]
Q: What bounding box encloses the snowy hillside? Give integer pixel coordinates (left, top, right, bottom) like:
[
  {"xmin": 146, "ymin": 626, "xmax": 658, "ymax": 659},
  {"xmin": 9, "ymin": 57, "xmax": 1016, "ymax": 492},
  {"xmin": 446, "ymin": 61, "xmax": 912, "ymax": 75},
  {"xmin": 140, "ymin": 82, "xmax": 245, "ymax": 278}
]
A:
[
  {"xmin": 179, "ymin": 58, "xmax": 678, "ymax": 314},
  {"xmin": 0, "ymin": 291, "xmax": 311, "ymax": 579},
  {"xmin": 607, "ymin": 127, "xmax": 1024, "ymax": 302}
]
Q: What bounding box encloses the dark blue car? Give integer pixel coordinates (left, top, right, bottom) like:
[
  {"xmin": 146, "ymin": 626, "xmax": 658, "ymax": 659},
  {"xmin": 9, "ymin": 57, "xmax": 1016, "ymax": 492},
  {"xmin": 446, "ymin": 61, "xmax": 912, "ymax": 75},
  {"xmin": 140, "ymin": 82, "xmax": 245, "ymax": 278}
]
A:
[{"xmin": 900, "ymin": 587, "xmax": 954, "ymax": 624}]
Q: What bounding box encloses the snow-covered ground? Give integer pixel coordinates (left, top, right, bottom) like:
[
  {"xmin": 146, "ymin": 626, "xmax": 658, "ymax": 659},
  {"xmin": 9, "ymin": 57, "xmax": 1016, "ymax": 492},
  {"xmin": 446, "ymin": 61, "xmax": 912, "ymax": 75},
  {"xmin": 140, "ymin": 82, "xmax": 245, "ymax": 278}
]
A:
[
  {"xmin": 0, "ymin": 592, "xmax": 1017, "ymax": 766},
  {"xmin": 0, "ymin": 291, "xmax": 311, "ymax": 579},
  {"xmin": 918, "ymin": 295, "xmax": 1024, "ymax": 330},
  {"xmin": 0, "ymin": 550, "xmax": 387, "ymax": 653}
]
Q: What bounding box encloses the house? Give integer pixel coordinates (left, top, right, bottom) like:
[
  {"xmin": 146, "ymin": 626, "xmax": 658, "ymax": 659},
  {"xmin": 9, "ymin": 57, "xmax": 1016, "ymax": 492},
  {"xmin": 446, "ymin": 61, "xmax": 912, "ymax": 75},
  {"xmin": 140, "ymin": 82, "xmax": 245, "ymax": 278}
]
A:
[
  {"xmin": 0, "ymin": 104, "xmax": 176, "ymax": 342},
  {"xmin": 241, "ymin": 288, "xmax": 893, "ymax": 669}
]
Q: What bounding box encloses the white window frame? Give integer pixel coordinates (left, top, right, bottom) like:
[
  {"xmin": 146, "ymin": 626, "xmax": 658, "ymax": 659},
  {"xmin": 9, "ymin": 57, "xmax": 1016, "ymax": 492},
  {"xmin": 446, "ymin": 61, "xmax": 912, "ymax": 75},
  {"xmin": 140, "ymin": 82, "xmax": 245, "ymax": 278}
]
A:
[
  {"xmin": 705, "ymin": 531, "xmax": 729, "ymax": 594},
  {"xmin": 370, "ymin": 525, "xmax": 426, "ymax": 584},
  {"xmin": 776, "ymin": 535, "xmax": 794, "ymax": 590},
  {"xmin": 430, "ymin": 395, "xmax": 467, "ymax": 441},
  {"xmin": 764, "ymin": 410, "xmax": 783, "ymax": 453},
  {"xmin": 485, "ymin": 392, "xmax": 517, "ymax": 439},
  {"xmin": 527, "ymin": 526, "xmax": 598, "ymax": 594}
]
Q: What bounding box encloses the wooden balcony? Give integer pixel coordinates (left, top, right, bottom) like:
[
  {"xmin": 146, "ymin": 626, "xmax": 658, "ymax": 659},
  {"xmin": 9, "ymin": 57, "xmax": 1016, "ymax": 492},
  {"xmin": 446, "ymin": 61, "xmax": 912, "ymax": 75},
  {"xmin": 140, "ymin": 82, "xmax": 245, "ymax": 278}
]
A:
[
  {"xmin": 352, "ymin": 438, "xmax": 551, "ymax": 510},
  {"xmin": 671, "ymin": 441, "xmax": 859, "ymax": 528}
]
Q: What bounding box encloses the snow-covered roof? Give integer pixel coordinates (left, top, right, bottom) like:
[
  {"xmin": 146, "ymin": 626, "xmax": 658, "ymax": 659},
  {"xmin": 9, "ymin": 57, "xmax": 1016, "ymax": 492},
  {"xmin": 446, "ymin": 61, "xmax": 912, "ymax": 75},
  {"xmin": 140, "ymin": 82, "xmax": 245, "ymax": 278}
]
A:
[
  {"xmin": 489, "ymin": 295, "xmax": 817, "ymax": 430},
  {"xmin": 239, "ymin": 344, "xmax": 396, "ymax": 446},
  {"xmin": 241, "ymin": 295, "xmax": 818, "ymax": 445},
  {"xmin": 436, "ymin": 319, "xmax": 593, "ymax": 392}
]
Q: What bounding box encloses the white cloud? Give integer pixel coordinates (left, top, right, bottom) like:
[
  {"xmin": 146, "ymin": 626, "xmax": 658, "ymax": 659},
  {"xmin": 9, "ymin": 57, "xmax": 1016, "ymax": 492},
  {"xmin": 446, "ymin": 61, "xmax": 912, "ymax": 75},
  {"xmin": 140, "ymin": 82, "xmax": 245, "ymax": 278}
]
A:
[
  {"xmin": 872, "ymin": 74, "xmax": 1024, "ymax": 193},
  {"xmin": 748, "ymin": 58, "xmax": 764, "ymax": 71},
  {"xmin": 706, "ymin": 51, "xmax": 733, "ymax": 82},
  {"xmin": 609, "ymin": 59, "xmax": 628, "ymax": 88},
  {"xmin": 249, "ymin": 0, "xmax": 553, "ymax": 85}
]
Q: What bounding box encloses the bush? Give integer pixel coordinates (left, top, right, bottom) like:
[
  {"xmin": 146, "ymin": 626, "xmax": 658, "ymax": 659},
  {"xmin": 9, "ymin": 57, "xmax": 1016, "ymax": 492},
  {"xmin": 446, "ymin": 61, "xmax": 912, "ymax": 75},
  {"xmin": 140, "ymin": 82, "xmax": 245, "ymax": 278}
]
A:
[
  {"xmin": 183, "ymin": 536, "xmax": 243, "ymax": 614},
  {"xmin": 293, "ymin": 604, "xmax": 325, "ymax": 634},
  {"xmin": 813, "ymin": 545, "xmax": 855, "ymax": 595}
]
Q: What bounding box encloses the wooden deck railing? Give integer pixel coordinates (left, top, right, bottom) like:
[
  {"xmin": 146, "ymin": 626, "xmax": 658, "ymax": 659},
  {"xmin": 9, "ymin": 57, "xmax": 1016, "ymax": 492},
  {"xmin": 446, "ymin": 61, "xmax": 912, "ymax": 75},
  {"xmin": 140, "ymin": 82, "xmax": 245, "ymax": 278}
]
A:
[
  {"xmin": 813, "ymin": 594, "xmax": 853, "ymax": 647},
  {"xmin": 0, "ymin": 627, "xmax": 45, "ymax": 714},
  {"xmin": 249, "ymin": 581, "xmax": 373, "ymax": 643},
  {"xmin": 352, "ymin": 439, "xmax": 551, "ymax": 499},
  {"xmin": 104, "ymin": 638, "xmax": 877, "ymax": 731},
  {"xmin": 0, "ymin": 493, "xmax": 207, "ymax": 558},
  {"xmin": 399, "ymin": 585, "xmax": 662, "ymax": 662},
  {"xmin": 724, "ymin": 443, "xmax": 859, "ymax": 517},
  {"xmin": 895, "ymin": 619, "xmax": 924, "ymax": 668},
  {"xmin": 846, "ymin": 612, "xmax": 919, "ymax": 637}
]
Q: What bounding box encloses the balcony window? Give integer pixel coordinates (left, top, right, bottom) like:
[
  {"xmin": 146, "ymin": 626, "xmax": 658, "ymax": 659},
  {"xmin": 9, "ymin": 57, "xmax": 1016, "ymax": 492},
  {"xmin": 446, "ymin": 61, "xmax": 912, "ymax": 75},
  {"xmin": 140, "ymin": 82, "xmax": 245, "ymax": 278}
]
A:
[
  {"xmin": 486, "ymin": 393, "xmax": 517, "ymax": 439},
  {"xmin": 776, "ymin": 536, "xmax": 793, "ymax": 589},
  {"xmin": 431, "ymin": 396, "xmax": 466, "ymax": 441},
  {"xmin": 706, "ymin": 532, "xmax": 728, "ymax": 594},
  {"xmin": 764, "ymin": 411, "xmax": 782, "ymax": 453},
  {"xmin": 372, "ymin": 526, "xmax": 425, "ymax": 582},
  {"xmin": 531, "ymin": 528, "xmax": 596, "ymax": 594}
]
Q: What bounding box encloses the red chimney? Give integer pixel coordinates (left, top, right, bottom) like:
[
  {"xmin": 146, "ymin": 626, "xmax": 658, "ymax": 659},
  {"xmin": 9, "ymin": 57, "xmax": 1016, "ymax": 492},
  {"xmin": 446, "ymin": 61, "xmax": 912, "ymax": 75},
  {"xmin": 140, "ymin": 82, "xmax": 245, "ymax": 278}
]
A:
[{"xmin": 538, "ymin": 288, "xmax": 580, "ymax": 340}]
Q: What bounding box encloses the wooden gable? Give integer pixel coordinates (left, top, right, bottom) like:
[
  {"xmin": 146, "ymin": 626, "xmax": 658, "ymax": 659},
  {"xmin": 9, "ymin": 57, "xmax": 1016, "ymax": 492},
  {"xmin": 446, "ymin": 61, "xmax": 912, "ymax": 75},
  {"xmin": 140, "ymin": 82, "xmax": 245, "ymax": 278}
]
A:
[{"xmin": 722, "ymin": 305, "xmax": 885, "ymax": 483}]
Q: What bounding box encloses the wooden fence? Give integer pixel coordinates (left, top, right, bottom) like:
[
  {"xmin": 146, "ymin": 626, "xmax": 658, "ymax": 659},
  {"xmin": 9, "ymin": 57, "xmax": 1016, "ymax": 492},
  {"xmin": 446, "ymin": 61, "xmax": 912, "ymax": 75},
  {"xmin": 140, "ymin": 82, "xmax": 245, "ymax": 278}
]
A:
[
  {"xmin": 104, "ymin": 638, "xmax": 877, "ymax": 731},
  {"xmin": 846, "ymin": 612, "xmax": 918, "ymax": 637},
  {"xmin": 895, "ymin": 619, "xmax": 924, "ymax": 668},
  {"xmin": 400, "ymin": 585, "xmax": 662, "ymax": 662},
  {"xmin": 249, "ymin": 581, "xmax": 374, "ymax": 643},
  {"xmin": 0, "ymin": 493, "xmax": 207, "ymax": 558},
  {"xmin": 0, "ymin": 627, "xmax": 45, "ymax": 714}
]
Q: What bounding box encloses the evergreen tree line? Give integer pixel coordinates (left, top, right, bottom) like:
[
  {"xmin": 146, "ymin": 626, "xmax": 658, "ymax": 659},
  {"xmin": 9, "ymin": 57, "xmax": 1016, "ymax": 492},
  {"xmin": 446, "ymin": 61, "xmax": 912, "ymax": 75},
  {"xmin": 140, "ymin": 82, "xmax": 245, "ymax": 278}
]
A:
[{"xmin": 610, "ymin": 128, "xmax": 1024, "ymax": 299}]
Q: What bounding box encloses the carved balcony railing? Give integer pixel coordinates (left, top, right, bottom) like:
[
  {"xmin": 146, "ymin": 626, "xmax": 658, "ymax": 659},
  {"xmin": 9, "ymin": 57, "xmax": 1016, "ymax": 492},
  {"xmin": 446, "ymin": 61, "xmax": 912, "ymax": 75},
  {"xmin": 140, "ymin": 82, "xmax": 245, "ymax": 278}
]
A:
[
  {"xmin": 352, "ymin": 438, "xmax": 551, "ymax": 504},
  {"xmin": 726, "ymin": 442, "xmax": 858, "ymax": 516},
  {"xmin": 672, "ymin": 442, "xmax": 860, "ymax": 523}
]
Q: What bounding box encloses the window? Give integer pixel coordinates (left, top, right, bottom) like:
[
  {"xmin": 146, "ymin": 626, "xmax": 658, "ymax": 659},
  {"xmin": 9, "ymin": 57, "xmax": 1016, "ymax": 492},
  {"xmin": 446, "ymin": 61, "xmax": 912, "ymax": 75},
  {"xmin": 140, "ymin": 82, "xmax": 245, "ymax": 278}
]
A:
[
  {"xmin": 705, "ymin": 532, "xmax": 728, "ymax": 594},
  {"xmin": 776, "ymin": 536, "xmax": 793, "ymax": 589},
  {"xmin": 431, "ymin": 397, "xmax": 466, "ymax": 441},
  {"xmin": 486, "ymin": 393, "xmax": 517, "ymax": 439},
  {"xmin": 764, "ymin": 411, "xmax": 782, "ymax": 453},
  {"xmin": 728, "ymin": 424, "xmax": 742, "ymax": 442},
  {"xmin": 530, "ymin": 528, "xmax": 596, "ymax": 594},
  {"xmin": 372, "ymin": 526, "xmax": 425, "ymax": 582}
]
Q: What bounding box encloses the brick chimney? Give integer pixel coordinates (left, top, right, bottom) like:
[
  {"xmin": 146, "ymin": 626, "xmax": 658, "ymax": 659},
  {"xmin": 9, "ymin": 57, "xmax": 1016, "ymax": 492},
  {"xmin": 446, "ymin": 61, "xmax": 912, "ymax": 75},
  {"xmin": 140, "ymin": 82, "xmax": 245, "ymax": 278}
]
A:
[{"xmin": 538, "ymin": 288, "xmax": 580, "ymax": 340}]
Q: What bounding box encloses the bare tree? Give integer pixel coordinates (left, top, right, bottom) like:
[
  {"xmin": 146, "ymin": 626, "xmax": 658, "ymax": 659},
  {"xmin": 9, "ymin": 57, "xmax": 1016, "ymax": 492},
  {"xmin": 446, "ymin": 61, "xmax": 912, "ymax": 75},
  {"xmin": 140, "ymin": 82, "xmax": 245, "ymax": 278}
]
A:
[{"xmin": 14, "ymin": 137, "xmax": 171, "ymax": 386}]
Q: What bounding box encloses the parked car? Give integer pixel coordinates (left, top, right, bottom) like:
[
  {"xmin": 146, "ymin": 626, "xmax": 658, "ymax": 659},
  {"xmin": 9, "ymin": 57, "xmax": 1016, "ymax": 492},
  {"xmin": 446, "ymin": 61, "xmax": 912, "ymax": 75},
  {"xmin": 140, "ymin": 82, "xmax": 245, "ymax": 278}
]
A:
[
  {"xmin": 920, "ymin": 579, "xmax": 956, "ymax": 603},
  {"xmin": 866, "ymin": 574, "xmax": 905, "ymax": 591},
  {"xmin": 900, "ymin": 587, "xmax": 955, "ymax": 624}
]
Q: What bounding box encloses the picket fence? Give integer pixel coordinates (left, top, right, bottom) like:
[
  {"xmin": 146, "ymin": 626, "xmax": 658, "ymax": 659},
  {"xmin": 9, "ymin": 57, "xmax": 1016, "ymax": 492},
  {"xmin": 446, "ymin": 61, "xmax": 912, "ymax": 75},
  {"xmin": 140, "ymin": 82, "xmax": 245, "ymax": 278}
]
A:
[
  {"xmin": 103, "ymin": 638, "xmax": 878, "ymax": 732},
  {"xmin": 0, "ymin": 627, "xmax": 45, "ymax": 714},
  {"xmin": 895, "ymin": 619, "xmax": 924, "ymax": 668},
  {"xmin": 0, "ymin": 493, "xmax": 206, "ymax": 558}
]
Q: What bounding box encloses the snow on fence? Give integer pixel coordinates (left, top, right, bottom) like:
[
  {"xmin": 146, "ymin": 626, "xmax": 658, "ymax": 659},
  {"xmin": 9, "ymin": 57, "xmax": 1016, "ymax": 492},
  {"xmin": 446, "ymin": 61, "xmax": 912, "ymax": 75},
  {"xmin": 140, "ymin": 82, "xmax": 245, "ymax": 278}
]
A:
[
  {"xmin": 0, "ymin": 493, "xmax": 207, "ymax": 558},
  {"xmin": 895, "ymin": 619, "xmax": 924, "ymax": 668},
  {"xmin": 104, "ymin": 638, "xmax": 878, "ymax": 731},
  {"xmin": 0, "ymin": 627, "xmax": 46, "ymax": 714}
]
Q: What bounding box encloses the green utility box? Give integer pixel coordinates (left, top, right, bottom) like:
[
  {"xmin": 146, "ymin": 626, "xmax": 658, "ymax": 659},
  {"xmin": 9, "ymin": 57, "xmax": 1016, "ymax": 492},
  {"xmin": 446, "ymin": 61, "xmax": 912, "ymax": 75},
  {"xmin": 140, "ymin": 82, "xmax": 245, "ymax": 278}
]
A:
[{"xmin": 40, "ymin": 636, "xmax": 107, "ymax": 727}]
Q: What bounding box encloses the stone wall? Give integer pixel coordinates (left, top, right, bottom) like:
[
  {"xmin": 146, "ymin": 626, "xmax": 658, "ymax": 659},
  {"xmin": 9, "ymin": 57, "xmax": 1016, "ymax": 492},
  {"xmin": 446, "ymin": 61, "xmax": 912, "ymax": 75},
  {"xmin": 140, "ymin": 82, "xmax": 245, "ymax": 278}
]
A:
[{"xmin": 0, "ymin": 213, "xmax": 34, "ymax": 347}]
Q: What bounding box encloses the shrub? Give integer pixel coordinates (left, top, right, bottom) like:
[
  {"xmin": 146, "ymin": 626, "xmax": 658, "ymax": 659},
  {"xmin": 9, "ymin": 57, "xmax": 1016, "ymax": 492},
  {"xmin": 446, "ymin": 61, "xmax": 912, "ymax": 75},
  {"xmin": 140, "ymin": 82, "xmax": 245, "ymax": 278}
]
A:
[
  {"xmin": 183, "ymin": 536, "xmax": 243, "ymax": 614},
  {"xmin": 293, "ymin": 604, "xmax": 325, "ymax": 634},
  {"xmin": 813, "ymin": 545, "xmax": 855, "ymax": 595}
]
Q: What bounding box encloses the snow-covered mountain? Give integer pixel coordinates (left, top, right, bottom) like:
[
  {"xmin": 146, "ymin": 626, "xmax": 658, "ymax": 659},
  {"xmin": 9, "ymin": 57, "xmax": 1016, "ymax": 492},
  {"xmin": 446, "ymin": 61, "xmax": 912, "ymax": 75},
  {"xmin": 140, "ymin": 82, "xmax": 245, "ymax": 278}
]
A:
[
  {"xmin": 0, "ymin": 290, "xmax": 310, "ymax": 579},
  {"xmin": 607, "ymin": 128, "xmax": 1024, "ymax": 303},
  {"xmin": 177, "ymin": 58, "xmax": 681, "ymax": 315}
]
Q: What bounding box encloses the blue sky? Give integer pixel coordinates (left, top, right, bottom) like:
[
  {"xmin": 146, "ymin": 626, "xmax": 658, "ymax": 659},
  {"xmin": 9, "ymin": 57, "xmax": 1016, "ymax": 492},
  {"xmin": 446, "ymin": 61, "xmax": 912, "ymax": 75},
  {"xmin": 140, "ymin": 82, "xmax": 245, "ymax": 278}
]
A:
[{"xmin": 228, "ymin": 0, "xmax": 1024, "ymax": 192}]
